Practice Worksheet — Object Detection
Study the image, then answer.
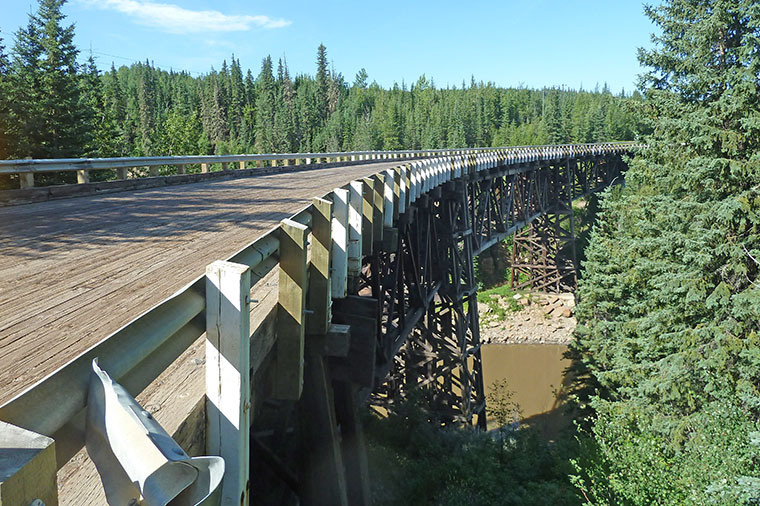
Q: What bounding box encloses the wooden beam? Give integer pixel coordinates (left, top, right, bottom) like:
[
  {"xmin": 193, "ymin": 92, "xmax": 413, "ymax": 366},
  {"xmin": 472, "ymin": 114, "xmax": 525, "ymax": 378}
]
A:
[
  {"xmin": 331, "ymin": 188, "xmax": 349, "ymax": 299},
  {"xmin": 307, "ymin": 198, "xmax": 332, "ymax": 335},
  {"xmin": 330, "ymin": 296, "xmax": 378, "ymax": 388},
  {"xmin": 334, "ymin": 382, "xmax": 372, "ymax": 506},
  {"xmin": 274, "ymin": 219, "xmax": 308, "ymax": 400},
  {"xmin": 0, "ymin": 422, "xmax": 58, "ymax": 506},
  {"xmin": 298, "ymin": 345, "xmax": 349, "ymax": 506},
  {"xmin": 205, "ymin": 260, "xmax": 252, "ymax": 506}
]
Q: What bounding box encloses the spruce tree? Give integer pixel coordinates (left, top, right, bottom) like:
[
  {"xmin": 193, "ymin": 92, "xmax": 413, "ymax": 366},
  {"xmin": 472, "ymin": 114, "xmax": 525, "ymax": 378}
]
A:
[
  {"xmin": 35, "ymin": 0, "xmax": 85, "ymax": 158},
  {"xmin": 571, "ymin": 1, "xmax": 760, "ymax": 503},
  {"xmin": 315, "ymin": 44, "xmax": 329, "ymax": 124}
]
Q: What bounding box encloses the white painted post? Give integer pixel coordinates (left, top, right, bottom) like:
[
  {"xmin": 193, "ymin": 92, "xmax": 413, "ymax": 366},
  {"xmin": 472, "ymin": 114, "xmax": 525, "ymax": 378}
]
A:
[
  {"xmin": 205, "ymin": 260, "xmax": 252, "ymax": 506},
  {"xmin": 331, "ymin": 188, "xmax": 349, "ymax": 299},
  {"xmin": 347, "ymin": 181, "xmax": 364, "ymax": 293},
  {"xmin": 19, "ymin": 172, "xmax": 34, "ymax": 189},
  {"xmin": 412, "ymin": 162, "xmax": 420, "ymax": 201},
  {"xmin": 77, "ymin": 169, "xmax": 90, "ymax": 184},
  {"xmin": 383, "ymin": 169, "xmax": 394, "ymax": 228},
  {"xmin": 399, "ymin": 166, "xmax": 408, "ymax": 214}
]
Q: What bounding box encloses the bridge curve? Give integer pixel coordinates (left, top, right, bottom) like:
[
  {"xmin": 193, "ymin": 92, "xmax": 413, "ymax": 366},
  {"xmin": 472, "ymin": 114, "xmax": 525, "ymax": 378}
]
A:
[{"xmin": 0, "ymin": 143, "xmax": 636, "ymax": 505}]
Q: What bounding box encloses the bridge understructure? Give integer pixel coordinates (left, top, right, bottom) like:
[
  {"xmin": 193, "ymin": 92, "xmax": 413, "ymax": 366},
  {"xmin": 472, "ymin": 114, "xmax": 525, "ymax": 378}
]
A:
[
  {"xmin": 366, "ymin": 149, "xmax": 626, "ymax": 432},
  {"xmin": 0, "ymin": 144, "xmax": 632, "ymax": 506}
]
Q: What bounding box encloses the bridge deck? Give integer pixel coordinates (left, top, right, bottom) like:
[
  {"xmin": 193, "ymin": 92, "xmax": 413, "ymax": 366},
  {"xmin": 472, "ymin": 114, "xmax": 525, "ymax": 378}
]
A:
[{"xmin": 0, "ymin": 162, "xmax": 395, "ymax": 405}]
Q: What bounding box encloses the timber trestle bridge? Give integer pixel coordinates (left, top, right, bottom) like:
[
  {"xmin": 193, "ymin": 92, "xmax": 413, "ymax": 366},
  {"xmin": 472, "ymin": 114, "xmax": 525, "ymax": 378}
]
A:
[{"xmin": 0, "ymin": 142, "xmax": 636, "ymax": 506}]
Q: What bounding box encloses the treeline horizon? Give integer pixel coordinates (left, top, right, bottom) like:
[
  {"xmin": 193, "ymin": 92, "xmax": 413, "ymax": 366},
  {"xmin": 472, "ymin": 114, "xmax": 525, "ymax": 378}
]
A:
[{"xmin": 0, "ymin": 0, "xmax": 640, "ymax": 183}]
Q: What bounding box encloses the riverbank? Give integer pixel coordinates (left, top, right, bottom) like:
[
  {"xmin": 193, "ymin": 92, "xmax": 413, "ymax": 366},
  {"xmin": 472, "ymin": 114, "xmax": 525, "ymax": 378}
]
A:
[{"xmin": 479, "ymin": 291, "xmax": 577, "ymax": 345}]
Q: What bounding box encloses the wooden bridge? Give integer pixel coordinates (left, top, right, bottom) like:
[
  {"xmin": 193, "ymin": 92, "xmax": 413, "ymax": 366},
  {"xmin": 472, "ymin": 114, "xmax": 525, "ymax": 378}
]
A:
[{"xmin": 0, "ymin": 143, "xmax": 635, "ymax": 506}]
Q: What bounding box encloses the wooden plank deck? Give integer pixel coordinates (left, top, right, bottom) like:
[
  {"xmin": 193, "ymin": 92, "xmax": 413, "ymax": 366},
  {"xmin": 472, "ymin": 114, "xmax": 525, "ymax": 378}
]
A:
[{"xmin": 0, "ymin": 161, "xmax": 400, "ymax": 405}]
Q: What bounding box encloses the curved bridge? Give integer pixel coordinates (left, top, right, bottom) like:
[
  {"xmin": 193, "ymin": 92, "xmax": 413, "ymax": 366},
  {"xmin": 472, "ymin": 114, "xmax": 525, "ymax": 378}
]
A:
[{"xmin": 0, "ymin": 143, "xmax": 635, "ymax": 506}]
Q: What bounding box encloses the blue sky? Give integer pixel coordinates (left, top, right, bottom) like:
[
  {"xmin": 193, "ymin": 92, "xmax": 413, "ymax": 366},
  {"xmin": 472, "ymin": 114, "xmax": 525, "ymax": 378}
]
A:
[{"xmin": 1, "ymin": 0, "xmax": 655, "ymax": 92}]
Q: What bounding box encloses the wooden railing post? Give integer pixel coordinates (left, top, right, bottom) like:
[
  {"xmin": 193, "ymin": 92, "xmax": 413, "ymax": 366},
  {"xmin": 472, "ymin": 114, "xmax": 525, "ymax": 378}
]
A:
[
  {"xmin": 77, "ymin": 169, "xmax": 90, "ymax": 184},
  {"xmin": 347, "ymin": 181, "xmax": 364, "ymax": 294},
  {"xmin": 201, "ymin": 163, "xmax": 209, "ymax": 173},
  {"xmin": 177, "ymin": 164, "xmax": 186, "ymax": 175},
  {"xmin": 205, "ymin": 260, "xmax": 252, "ymax": 506},
  {"xmin": 307, "ymin": 198, "xmax": 332, "ymax": 335},
  {"xmin": 273, "ymin": 219, "xmax": 308, "ymax": 400},
  {"xmin": 0, "ymin": 421, "xmax": 58, "ymax": 506},
  {"xmin": 19, "ymin": 172, "xmax": 34, "ymax": 189},
  {"xmin": 331, "ymin": 188, "xmax": 349, "ymax": 299}
]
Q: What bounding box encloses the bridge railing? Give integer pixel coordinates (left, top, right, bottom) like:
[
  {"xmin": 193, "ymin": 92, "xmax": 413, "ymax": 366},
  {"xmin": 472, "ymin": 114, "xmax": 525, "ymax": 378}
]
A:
[
  {"xmin": 0, "ymin": 143, "xmax": 639, "ymax": 505},
  {"xmin": 0, "ymin": 142, "xmax": 639, "ymax": 189}
]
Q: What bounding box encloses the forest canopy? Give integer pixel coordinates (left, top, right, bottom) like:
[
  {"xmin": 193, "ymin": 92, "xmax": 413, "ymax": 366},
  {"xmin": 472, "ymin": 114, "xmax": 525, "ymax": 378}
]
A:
[{"xmin": 0, "ymin": 0, "xmax": 639, "ymax": 172}]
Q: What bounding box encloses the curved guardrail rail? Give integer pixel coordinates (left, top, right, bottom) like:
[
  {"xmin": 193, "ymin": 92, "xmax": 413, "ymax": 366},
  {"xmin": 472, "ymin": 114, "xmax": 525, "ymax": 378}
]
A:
[{"xmin": 0, "ymin": 142, "xmax": 637, "ymax": 189}]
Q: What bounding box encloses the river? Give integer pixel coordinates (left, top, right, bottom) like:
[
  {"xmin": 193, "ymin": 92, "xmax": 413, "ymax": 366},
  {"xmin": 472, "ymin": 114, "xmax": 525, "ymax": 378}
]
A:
[{"xmin": 481, "ymin": 343, "xmax": 572, "ymax": 435}]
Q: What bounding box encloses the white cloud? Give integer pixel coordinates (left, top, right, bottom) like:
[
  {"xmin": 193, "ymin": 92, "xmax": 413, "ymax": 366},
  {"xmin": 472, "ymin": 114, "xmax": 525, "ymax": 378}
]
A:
[{"xmin": 80, "ymin": 0, "xmax": 291, "ymax": 34}]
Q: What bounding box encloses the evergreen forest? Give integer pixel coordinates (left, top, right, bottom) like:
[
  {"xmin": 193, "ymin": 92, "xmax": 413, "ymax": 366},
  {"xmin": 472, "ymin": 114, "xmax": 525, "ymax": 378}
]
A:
[
  {"xmin": 3, "ymin": 0, "xmax": 760, "ymax": 505},
  {"xmin": 0, "ymin": 0, "xmax": 638, "ymax": 189}
]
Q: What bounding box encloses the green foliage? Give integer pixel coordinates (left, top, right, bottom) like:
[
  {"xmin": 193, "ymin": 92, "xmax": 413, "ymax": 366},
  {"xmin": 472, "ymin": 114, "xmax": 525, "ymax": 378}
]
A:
[
  {"xmin": 366, "ymin": 392, "xmax": 580, "ymax": 506},
  {"xmin": 0, "ymin": 1, "xmax": 640, "ymax": 189},
  {"xmin": 569, "ymin": 0, "xmax": 760, "ymax": 502}
]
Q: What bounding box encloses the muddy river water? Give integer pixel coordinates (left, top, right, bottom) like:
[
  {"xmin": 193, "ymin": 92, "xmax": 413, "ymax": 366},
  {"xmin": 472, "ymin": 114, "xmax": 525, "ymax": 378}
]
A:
[{"xmin": 481, "ymin": 344, "xmax": 572, "ymax": 433}]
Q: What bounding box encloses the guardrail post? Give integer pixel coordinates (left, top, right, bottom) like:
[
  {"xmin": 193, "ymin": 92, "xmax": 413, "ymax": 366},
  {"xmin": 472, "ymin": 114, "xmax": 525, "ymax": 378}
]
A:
[
  {"xmin": 77, "ymin": 169, "xmax": 90, "ymax": 184},
  {"xmin": 221, "ymin": 162, "xmax": 229, "ymax": 171},
  {"xmin": 205, "ymin": 260, "xmax": 252, "ymax": 506},
  {"xmin": 331, "ymin": 188, "xmax": 349, "ymax": 299},
  {"xmin": 347, "ymin": 181, "xmax": 364, "ymax": 294},
  {"xmin": 0, "ymin": 421, "xmax": 58, "ymax": 506},
  {"xmin": 307, "ymin": 198, "xmax": 332, "ymax": 335},
  {"xmin": 361, "ymin": 177, "xmax": 374, "ymax": 255},
  {"xmin": 177, "ymin": 164, "xmax": 186, "ymax": 175},
  {"xmin": 148, "ymin": 166, "xmax": 158, "ymax": 177},
  {"xmin": 201, "ymin": 163, "xmax": 209, "ymax": 173},
  {"xmin": 274, "ymin": 219, "xmax": 308, "ymax": 400},
  {"xmin": 116, "ymin": 167, "xmax": 128, "ymax": 180},
  {"xmin": 19, "ymin": 172, "xmax": 34, "ymax": 189}
]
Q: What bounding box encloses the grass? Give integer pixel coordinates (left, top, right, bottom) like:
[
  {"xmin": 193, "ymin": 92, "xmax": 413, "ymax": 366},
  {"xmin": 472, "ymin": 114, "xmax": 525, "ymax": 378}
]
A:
[{"xmin": 477, "ymin": 283, "xmax": 525, "ymax": 320}]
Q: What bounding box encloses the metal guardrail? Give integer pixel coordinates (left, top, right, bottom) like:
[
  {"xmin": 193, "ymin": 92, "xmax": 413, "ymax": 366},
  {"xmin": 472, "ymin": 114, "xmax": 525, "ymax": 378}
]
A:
[
  {"xmin": 0, "ymin": 143, "xmax": 639, "ymax": 505},
  {"xmin": 0, "ymin": 143, "xmax": 638, "ymax": 189}
]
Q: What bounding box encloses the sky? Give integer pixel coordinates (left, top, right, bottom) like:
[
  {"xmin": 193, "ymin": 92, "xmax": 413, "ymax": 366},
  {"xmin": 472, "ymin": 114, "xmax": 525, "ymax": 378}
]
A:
[{"xmin": 1, "ymin": 0, "xmax": 656, "ymax": 93}]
